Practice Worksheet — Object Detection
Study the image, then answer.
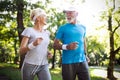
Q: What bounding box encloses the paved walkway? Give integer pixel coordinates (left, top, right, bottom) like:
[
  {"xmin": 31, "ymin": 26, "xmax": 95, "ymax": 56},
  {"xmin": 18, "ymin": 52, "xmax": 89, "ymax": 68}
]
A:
[
  {"xmin": 90, "ymin": 66, "xmax": 120, "ymax": 72},
  {"xmin": 90, "ymin": 66, "xmax": 120, "ymax": 79}
]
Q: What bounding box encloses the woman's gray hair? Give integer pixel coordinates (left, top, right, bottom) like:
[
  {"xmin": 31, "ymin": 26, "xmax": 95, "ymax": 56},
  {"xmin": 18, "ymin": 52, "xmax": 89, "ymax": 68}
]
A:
[{"xmin": 30, "ymin": 8, "xmax": 46, "ymax": 21}]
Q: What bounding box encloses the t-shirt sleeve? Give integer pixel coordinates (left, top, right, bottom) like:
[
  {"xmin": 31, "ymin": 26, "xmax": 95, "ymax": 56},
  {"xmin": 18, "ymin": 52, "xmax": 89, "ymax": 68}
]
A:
[
  {"xmin": 45, "ymin": 30, "xmax": 50, "ymax": 36},
  {"xmin": 55, "ymin": 26, "xmax": 63, "ymax": 40},
  {"xmin": 84, "ymin": 27, "xmax": 86, "ymax": 37},
  {"xmin": 82, "ymin": 25, "xmax": 86, "ymax": 38},
  {"xmin": 21, "ymin": 28, "xmax": 31, "ymax": 37}
]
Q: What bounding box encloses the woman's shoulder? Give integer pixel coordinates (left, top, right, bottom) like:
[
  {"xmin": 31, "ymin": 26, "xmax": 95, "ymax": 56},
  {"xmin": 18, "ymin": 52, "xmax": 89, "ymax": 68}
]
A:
[
  {"xmin": 44, "ymin": 29, "xmax": 50, "ymax": 35},
  {"xmin": 25, "ymin": 27, "xmax": 33, "ymax": 30},
  {"xmin": 23, "ymin": 27, "xmax": 34, "ymax": 32},
  {"xmin": 21, "ymin": 27, "xmax": 34, "ymax": 37}
]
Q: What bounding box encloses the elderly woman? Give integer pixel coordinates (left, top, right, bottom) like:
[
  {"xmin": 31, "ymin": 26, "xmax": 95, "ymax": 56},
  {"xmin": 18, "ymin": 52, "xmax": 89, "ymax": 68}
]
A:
[{"xmin": 19, "ymin": 8, "xmax": 52, "ymax": 80}]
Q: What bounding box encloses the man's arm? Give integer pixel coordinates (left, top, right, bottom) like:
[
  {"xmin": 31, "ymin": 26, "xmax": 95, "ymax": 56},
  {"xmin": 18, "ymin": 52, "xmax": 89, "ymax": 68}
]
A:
[
  {"xmin": 53, "ymin": 39, "xmax": 79, "ymax": 50},
  {"xmin": 84, "ymin": 38, "xmax": 90, "ymax": 62},
  {"xmin": 84, "ymin": 38, "xmax": 87, "ymax": 54},
  {"xmin": 53, "ymin": 39, "xmax": 62, "ymax": 50}
]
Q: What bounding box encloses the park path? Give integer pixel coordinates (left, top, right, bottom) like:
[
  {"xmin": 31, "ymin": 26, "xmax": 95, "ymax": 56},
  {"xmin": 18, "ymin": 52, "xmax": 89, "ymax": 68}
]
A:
[
  {"xmin": 90, "ymin": 66, "xmax": 120, "ymax": 79},
  {"xmin": 90, "ymin": 66, "xmax": 120, "ymax": 72}
]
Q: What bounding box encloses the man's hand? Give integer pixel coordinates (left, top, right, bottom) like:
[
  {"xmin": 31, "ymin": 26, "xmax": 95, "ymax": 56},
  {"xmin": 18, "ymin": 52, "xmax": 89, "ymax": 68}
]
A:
[
  {"xmin": 67, "ymin": 42, "xmax": 79, "ymax": 50},
  {"xmin": 86, "ymin": 56, "xmax": 90, "ymax": 63}
]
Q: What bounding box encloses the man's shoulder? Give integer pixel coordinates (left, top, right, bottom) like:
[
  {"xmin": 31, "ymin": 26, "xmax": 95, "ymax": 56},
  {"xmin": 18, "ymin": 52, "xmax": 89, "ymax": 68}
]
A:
[
  {"xmin": 77, "ymin": 24, "xmax": 86, "ymax": 29},
  {"xmin": 77, "ymin": 24, "xmax": 85, "ymax": 27},
  {"xmin": 61, "ymin": 23, "xmax": 69, "ymax": 27},
  {"xmin": 58, "ymin": 23, "xmax": 69, "ymax": 29}
]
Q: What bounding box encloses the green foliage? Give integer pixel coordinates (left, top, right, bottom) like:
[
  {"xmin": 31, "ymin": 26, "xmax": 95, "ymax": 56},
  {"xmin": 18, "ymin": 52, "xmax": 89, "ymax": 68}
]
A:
[
  {"xmin": 0, "ymin": 0, "xmax": 17, "ymax": 26},
  {"xmin": 0, "ymin": 21, "xmax": 19, "ymax": 63},
  {"xmin": 50, "ymin": 68, "xmax": 62, "ymax": 80},
  {"xmin": 0, "ymin": 0, "xmax": 20, "ymax": 63},
  {"xmin": 87, "ymin": 36, "xmax": 108, "ymax": 66}
]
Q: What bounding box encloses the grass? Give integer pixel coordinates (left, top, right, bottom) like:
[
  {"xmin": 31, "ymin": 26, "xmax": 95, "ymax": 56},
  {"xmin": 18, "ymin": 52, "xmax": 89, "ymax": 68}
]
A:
[{"xmin": 0, "ymin": 63, "xmax": 120, "ymax": 80}]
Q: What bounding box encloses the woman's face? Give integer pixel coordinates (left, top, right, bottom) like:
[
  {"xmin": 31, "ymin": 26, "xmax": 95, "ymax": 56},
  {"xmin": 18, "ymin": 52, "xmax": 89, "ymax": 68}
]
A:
[{"xmin": 36, "ymin": 15, "xmax": 47, "ymax": 25}]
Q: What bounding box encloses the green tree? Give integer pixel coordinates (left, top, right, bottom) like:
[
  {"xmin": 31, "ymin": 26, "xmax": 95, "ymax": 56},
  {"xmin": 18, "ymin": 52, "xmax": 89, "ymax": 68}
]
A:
[
  {"xmin": 16, "ymin": 0, "xmax": 25, "ymax": 68},
  {"xmin": 0, "ymin": 0, "xmax": 20, "ymax": 63},
  {"xmin": 87, "ymin": 36, "xmax": 107, "ymax": 66},
  {"xmin": 100, "ymin": 0, "xmax": 120, "ymax": 79}
]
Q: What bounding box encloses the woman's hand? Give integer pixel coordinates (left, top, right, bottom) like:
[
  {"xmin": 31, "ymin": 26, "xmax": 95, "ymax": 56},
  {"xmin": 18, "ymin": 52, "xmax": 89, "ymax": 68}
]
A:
[
  {"xmin": 33, "ymin": 37, "xmax": 43, "ymax": 46},
  {"xmin": 47, "ymin": 52, "xmax": 53, "ymax": 59}
]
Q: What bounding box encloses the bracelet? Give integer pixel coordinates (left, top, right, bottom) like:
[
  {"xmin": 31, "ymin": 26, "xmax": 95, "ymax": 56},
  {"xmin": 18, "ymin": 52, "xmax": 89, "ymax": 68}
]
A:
[
  {"xmin": 62, "ymin": 44, "xmax": 68, "ymax": 50},
  {"xmin": 28, "ymin": 42, "xmax": 36, "ymax": 50}
]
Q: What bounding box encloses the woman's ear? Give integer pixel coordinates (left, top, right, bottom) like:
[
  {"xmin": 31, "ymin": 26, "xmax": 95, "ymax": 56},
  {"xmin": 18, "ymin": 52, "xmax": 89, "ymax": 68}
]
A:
[{"xmin": 36, "ymin": 16, "xmax": 46, "ymax": 25}]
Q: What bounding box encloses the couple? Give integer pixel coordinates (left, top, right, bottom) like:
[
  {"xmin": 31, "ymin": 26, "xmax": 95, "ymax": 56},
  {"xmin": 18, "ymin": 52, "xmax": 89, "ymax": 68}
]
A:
[{"xmin": 19, "ymin": 7, "xmax": 90, "ymax": 80}]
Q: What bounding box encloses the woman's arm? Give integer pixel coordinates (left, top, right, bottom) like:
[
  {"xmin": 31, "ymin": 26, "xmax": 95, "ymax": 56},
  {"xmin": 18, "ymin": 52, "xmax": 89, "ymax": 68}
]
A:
[
  {"xmin": 47, "ymin": 51, "xmax": 53, "ymax": 59},
  {"xmin": 19, "ymin": 36, "xmax": 30, "ymax": 55},
  {"xmin": 19, "ymin": 36, "xmax": 43, "ymax": 55}
]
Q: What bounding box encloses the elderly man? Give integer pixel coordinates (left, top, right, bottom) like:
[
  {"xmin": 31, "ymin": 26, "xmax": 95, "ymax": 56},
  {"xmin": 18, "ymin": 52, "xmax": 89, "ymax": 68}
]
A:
[{"xmin": 53, "ymin": 6, "xmax": 91, "ymax": 80}]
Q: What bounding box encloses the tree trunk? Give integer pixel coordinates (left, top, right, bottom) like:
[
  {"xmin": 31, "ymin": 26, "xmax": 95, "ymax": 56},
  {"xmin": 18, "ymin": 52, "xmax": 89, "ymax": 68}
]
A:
[
  {"xmin": 51, "ymin": 49, "xmax": 56, "ymax": 69},
  {"xmin": 13, "ymin": 39, "xmax": 19, "ymax": 64},
  {"xmin": 58, "ymin": 50, "xmax": 62, "ymax": 67},
  {"xmin": 16, "ymin": 0, "xmax": 25, "ymax": 69},
  {"xmin": 107, "ymin": 15, "xmax": 116, "ymax": 80}
]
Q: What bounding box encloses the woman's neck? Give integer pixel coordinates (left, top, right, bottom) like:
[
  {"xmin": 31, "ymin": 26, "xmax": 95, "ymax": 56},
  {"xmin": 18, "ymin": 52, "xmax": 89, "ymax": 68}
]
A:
[{"xmin": 34, "ymin": 24, "xmax": 44, "ymax": 32}]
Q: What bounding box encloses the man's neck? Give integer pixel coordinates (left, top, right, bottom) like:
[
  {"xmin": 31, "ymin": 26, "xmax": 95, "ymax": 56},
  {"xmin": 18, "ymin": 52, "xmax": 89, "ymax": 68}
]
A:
[{"xmin": 69, "ymin": 20, "xmax": 76, "ymax": 24}]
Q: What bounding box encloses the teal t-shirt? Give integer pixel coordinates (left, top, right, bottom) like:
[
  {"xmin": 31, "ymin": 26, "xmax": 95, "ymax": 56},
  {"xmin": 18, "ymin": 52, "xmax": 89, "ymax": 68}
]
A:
[{"xmin": 55, "ymin": 23, "xmax": 86, "ymax": 64}]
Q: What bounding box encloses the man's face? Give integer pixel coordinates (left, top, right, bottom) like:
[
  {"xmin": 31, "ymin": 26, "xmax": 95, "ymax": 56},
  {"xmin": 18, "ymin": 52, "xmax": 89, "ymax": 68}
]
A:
[{"xmin": 65, "ymin": 11, "xmax": 78, "ymax": 23}]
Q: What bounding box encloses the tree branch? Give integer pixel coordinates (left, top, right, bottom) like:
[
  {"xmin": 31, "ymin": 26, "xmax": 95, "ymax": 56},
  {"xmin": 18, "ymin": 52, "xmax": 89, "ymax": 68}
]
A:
[
  {"xmin": 112, "ymin": 18, "xmax": 120, "ymax": 34},
  {"xmin": 113, "ymin": 25, "xmax": 120, "ymax": 34},
  {"xmin": 114, "ymin": 47, "xmax": 120, "ymax": 54}
]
